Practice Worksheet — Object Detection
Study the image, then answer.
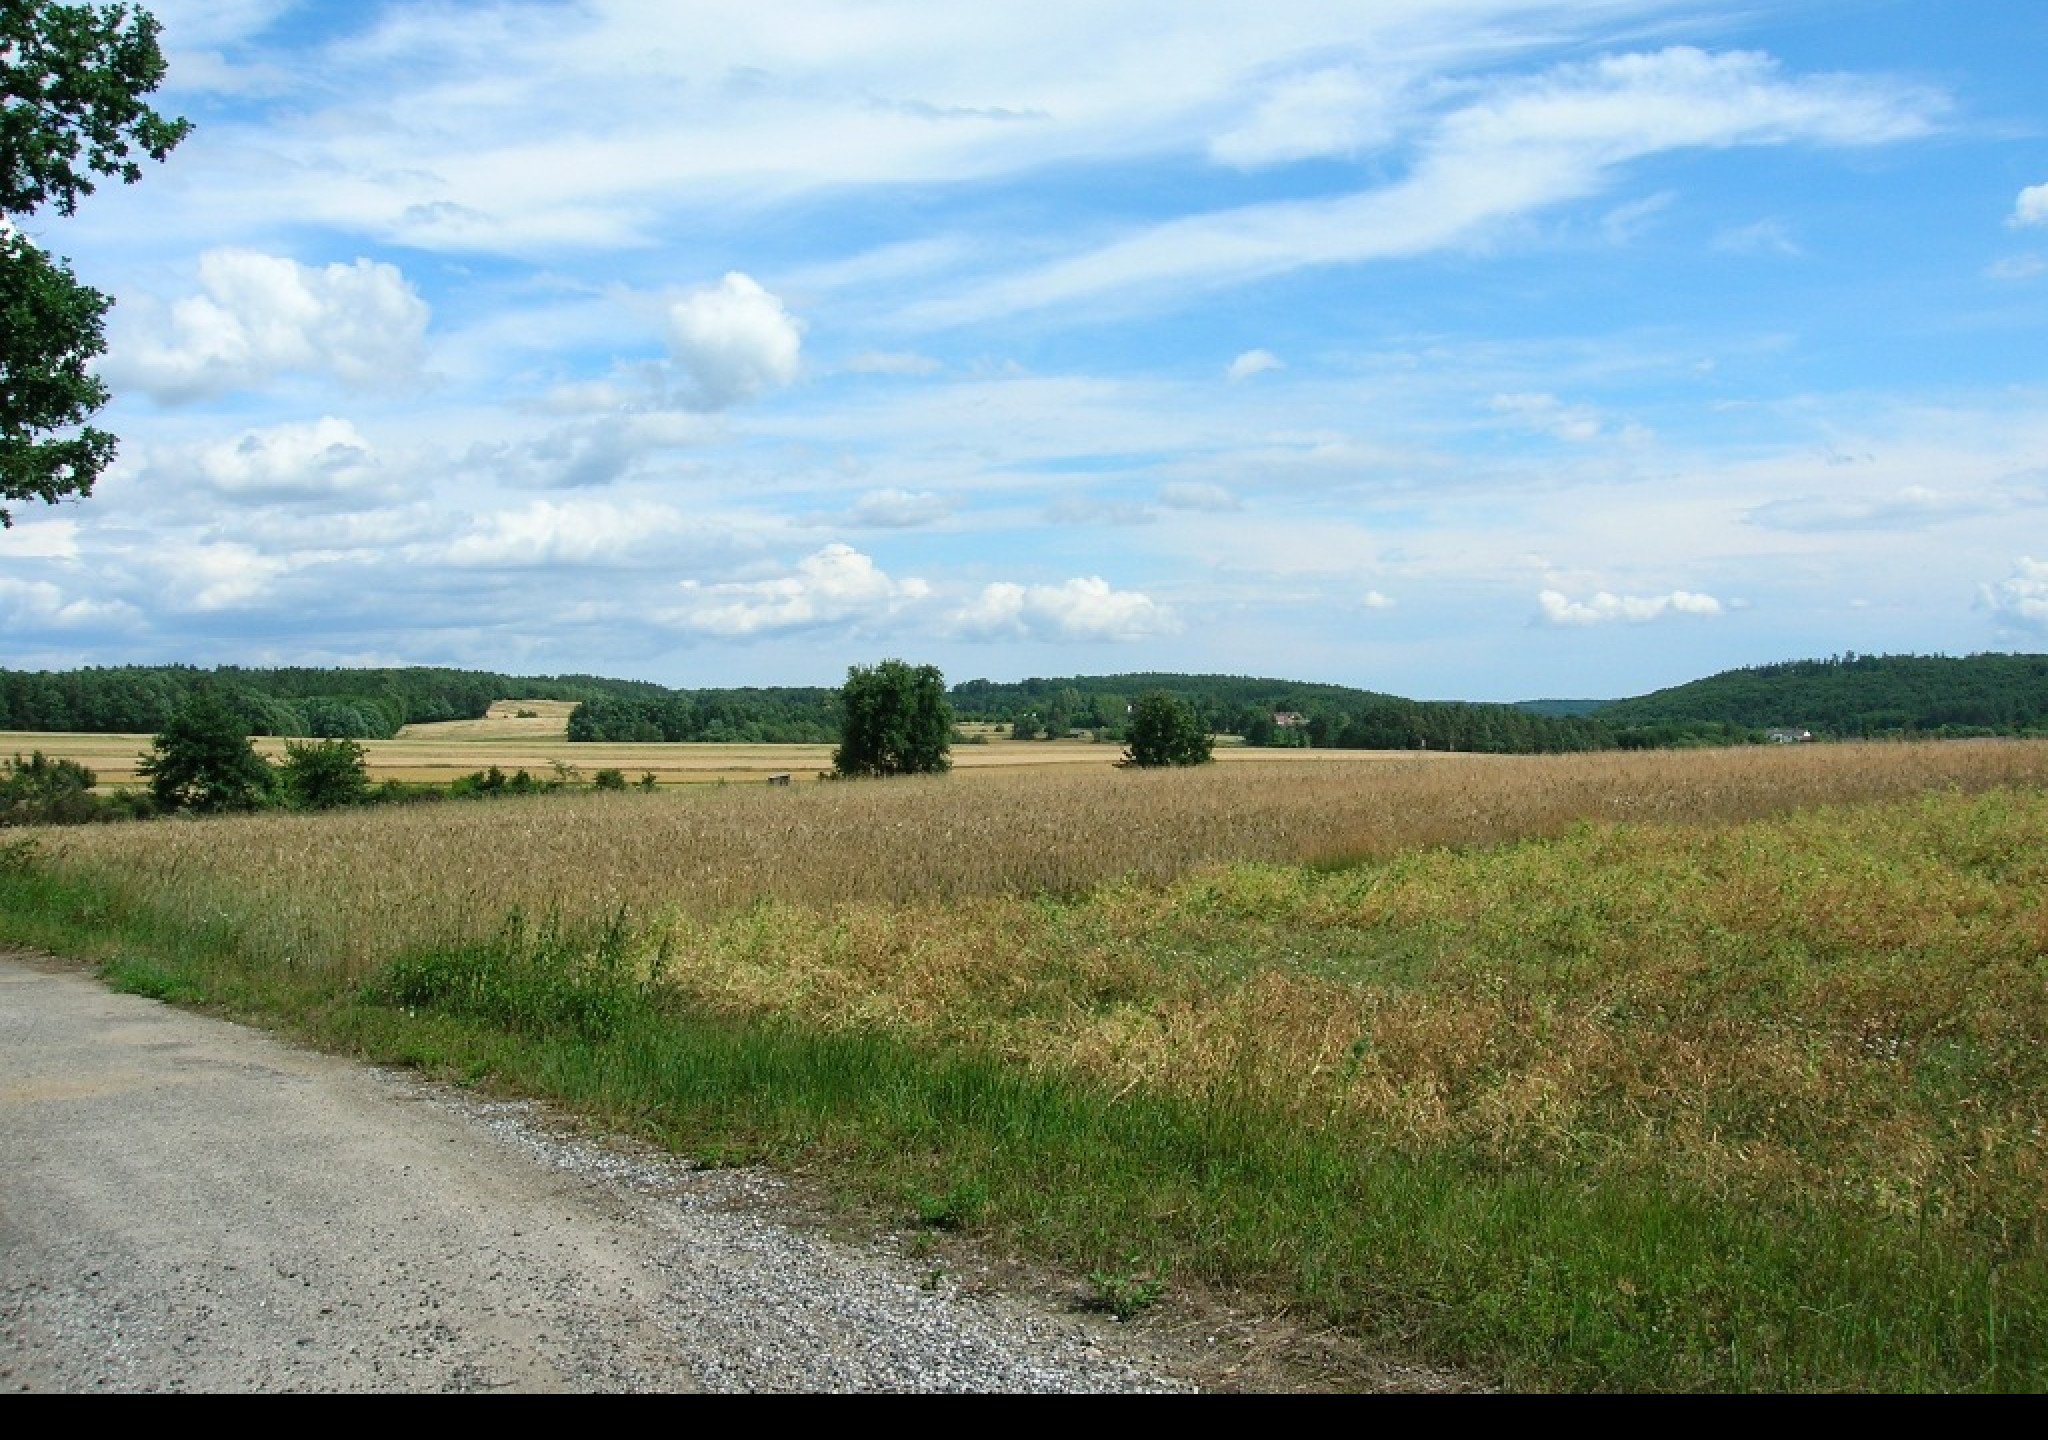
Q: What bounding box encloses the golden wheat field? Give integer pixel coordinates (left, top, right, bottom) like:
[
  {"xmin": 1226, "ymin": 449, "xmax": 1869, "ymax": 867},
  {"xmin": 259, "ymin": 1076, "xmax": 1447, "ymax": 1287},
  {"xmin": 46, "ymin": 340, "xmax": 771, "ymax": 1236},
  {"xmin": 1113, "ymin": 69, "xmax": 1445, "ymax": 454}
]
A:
[{"xmin": 27, "ymin": 735, "xmax": 2048, "ymax": 979}]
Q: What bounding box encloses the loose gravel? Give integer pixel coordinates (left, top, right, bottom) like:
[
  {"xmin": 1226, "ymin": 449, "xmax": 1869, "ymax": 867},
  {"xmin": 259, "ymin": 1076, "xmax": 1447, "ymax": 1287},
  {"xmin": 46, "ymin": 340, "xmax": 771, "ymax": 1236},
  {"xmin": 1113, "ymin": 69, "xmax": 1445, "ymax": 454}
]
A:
[{"xmin": 0, "ymin": 952, "xmax": 1201, "ymax": 1392}]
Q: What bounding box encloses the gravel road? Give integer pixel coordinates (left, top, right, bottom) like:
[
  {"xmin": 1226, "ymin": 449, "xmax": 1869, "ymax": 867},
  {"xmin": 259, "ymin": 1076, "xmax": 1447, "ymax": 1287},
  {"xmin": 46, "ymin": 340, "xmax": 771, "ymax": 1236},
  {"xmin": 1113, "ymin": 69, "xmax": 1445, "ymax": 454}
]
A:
[{"xmin": 0, "ymin": 950, "xmax": 1220, "ymax": 1393}]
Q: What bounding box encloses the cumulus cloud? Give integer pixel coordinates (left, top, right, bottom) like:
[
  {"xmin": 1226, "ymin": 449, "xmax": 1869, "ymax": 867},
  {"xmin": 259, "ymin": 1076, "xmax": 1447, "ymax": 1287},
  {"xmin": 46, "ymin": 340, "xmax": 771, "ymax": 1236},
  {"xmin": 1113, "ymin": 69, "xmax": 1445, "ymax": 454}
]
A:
[
  {"xmin": 1157, "ymin": 482, "xmax": 1240, "ymax": 512},
  {"xmin": 2011, "ymin": 183, "xmax": 2048, "ymax": 228},
  {"xmin": 0, "ymin": 577, "xmax": 139, "ymax": 631},
  {"xmin": 445, "ymin": 500, "xmax": 704, "ymax": 568},
  {"xmin": 1537, "ymin": 589, "xmax": 1723, "ymax": 626},
  {"xmin": 466, "ymin": 414, "xmax": 714, "ymax": 491},
  {"xmin": 1227, "ymin": 349, "xmax": 1284, "ymax": 382},
  {"xmin": 1979, "ymin": 557, "xmax": 2048, "ymax": 633},
  {"xmin": 670, "ymin": 543, "xmax": 929, "ymax": 636},
  {"xmin": 666, "ymin": 272, "xmax": 803, "ymax": 409},
  {"xmin": 193, "ymin": 417, "xmax": 394, "ymax": 503},
  {"xmin": 114, "ymin": 250, "xmax": 429, "ymax": 403},
  {"xmin": 153, "ymin": 541, "xmax": 289, "ymax": 612},
  {"xmin": 0, "ymin": 519, "xmax": 80, "ymax": 559},
  {"xmin": 950, "ymin": 576, "xmax": 1177, "ymax": 642},
  {"xmin": 1362, "ymin": 590, "xmax": 1395, "ymax": 610}
]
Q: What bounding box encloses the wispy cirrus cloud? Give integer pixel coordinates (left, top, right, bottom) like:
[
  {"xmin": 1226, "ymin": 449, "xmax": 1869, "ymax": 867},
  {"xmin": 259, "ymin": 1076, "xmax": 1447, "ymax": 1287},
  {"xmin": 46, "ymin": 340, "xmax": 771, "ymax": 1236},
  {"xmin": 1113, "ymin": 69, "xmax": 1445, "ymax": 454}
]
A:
[{"xmin": 909, "ymin": 46, "xmax": 1938, "ymax": 325}]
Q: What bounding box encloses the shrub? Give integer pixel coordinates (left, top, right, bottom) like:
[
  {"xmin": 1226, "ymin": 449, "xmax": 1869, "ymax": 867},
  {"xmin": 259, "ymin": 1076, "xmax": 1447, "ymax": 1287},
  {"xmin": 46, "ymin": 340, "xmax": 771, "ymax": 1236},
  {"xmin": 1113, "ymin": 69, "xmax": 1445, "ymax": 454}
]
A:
[
  {"xmin": 280, "ymin": 738, "xmax": 370, "ymax": 811},
  {"xmin": 138, "ymin": 690, "xmax": 275, "ymax": 813},
  {"xmin": 0, "ymin": 751, "xmax": 102, "ymax": 825}
]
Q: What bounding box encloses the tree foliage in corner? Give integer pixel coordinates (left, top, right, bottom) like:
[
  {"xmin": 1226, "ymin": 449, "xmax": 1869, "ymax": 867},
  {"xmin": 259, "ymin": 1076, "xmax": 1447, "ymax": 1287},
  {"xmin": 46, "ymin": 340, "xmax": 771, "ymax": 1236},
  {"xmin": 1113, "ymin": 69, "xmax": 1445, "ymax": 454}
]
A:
[
  {"xmin": 2, "ymin": 1, "xmax": 191, "ymax": 527},
  {"xmin": 1120, "ymin": 690, "xmax": 1213, "ymax": 768},
  {"xmin": 832, "ymin": 659, "xmax": 953, "ymax": 778},
  {"xmin": 139, "ymin": 688, "xmax": 274, "ymax": 813}
]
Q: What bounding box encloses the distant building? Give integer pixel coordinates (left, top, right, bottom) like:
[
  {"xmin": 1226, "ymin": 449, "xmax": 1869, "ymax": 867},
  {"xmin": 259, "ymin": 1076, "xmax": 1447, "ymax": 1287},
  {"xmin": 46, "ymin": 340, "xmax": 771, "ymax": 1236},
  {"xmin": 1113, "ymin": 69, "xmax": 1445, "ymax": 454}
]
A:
[
  {"xmin": 1273, "ymin": 711, "xmax": 1308, "ymax": 729},
  {"xmin": 1766, "ymin": 728, "xmax": 1814, "ymax": 744}
]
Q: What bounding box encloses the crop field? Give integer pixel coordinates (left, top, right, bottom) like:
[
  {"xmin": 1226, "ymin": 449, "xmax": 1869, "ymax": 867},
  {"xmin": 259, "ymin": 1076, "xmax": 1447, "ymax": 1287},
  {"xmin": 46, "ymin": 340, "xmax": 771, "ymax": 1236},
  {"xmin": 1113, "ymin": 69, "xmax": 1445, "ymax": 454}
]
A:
[
  {"xmin": 2, "ymin": 704, "xmax": 1404, "ymax": 789},
  {"xmin": 5, "ymin": 736, "xmax": 2047, "ymax": 1390}
]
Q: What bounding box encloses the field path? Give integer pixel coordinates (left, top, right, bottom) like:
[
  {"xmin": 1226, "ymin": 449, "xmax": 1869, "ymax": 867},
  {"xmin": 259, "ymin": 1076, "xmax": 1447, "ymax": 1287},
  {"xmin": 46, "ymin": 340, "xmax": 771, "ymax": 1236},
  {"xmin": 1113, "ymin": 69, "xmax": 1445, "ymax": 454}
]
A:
[{"xmin": 0, "ymin": 951, "xmax": 1201, "ymax": 1393}]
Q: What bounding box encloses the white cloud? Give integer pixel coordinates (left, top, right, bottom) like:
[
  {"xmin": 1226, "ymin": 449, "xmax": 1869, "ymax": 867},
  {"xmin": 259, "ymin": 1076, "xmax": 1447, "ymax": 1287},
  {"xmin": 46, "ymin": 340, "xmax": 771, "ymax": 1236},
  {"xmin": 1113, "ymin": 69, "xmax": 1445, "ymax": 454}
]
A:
[
  {"xmin": 950, "ymin": 576, "xmax": 1177, "ymax": 642},
  {"xmin": 194, "ymin": 417, "xmax": 394, "ymax": 503},
  {"xmin": 445, "ymin": 500, "xmax": 706, "ymax": 568},
  {"xmin": 0, "ymin": 578, "xmax": 139, "ymax": 631},
  {"xmin": 1210, "ymin": 64, "xmax": 1401, "ymax": 168},
  {"xmin": 2011, "ymin": 183, "xmax": 2048, "ymax": 228},
  {"xmin": 1492, "ymin": 392, "xmax": 1605, "ymax": 443},
  {"xmin": 846, "ymin": 350, "xmax": 942, "ymax": 377},
  {"xmin": 1713, "ymin": 219, "xmax": 1802, "ymax": 256},
  {"xmin": 1745, "ymin": 485, "xmax": 1970, "ymax": 533},
  {"xmin": 915, "ymin": 46, "xmax": 1939, "ymax": 324},
  {"xmin": 1227, "ymin": 349, "xmax": 1285, "ymax": 382},
  {"xmin": 1537, "ymin": 588, "xmax": 1723, "ymax": 626},
  {"xmin": 666, "ymin": 273, "xmax": 804, "ymax": 409},
  {"xmin": 153, "ymin": 541, "xmax": 289, "ymax": 612},
  {"xmin": 1979, "ymin": 557, "xmax": 2048, "ymax": 633},
  {"xmin": 0, "ymin": 519, "xmax": 80, "ymax": 559},
  {"xmin": 465, "ymin": 414, "xmax": 713, "ymax": 491},
  {"xmin": 1987, "ymin": 254, "xmax": 2046, "ymax": 281},
  {"xmin": 114, "ymin": 250, "xmax": 429, "ymax": 402},
  {"xmin": 848, "ymin": 489, "xmax": 957, "ymax": 528},
  {"xmin": 1362, "ymin": 590, "xmax": 1396, "ymax": 610},
  {"xmin": 670, "ymin": 543, "xmax": 930, "ymax": 636},
  {"xmin": 1157, "ymin": 482, "xmax": 1240, "ymax": 512}
]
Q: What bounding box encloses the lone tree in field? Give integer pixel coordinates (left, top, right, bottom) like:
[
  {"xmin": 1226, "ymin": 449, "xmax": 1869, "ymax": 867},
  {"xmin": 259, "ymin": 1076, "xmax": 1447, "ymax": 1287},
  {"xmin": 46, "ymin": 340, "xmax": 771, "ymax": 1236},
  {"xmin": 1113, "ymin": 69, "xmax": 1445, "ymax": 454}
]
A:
[
  {"xmin": 278, "ymin": 737, "xmax": 369, "ymax": 811},
  {"xmin": 1121, "ymin": 690, "xmax": 1213, "ymax": 769},
  {"xmin": 2, "ymin": 2, "xmax": 192, "ymax": 527},
  {"xmin": 139, "ymin": 689, "xmax": 274, "ymax": 813},
  {"xmin": 832, "ymin": 659, "xmax": 953, "ymax": 778}
]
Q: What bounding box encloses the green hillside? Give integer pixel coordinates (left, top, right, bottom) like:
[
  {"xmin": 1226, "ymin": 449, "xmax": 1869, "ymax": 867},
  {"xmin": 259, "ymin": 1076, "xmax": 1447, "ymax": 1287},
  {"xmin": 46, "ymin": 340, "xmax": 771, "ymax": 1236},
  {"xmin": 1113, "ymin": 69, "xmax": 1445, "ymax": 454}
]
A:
[{"xmin": 1594, "ymin": 652, "xmax": 2048, "ymax": 738}]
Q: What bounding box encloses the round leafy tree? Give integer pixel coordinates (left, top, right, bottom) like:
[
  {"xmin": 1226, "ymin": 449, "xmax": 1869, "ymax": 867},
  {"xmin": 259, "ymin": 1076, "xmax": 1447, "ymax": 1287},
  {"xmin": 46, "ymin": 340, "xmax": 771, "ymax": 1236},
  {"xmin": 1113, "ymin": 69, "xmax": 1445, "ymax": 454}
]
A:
[
  {"xmin": 279, "ymin": 737, "xmax": 369, "ymax": 811},
  {"xmin": 832, "ymin": 659, "xmax": 952, "ymax": 778},
  {"xmin": 1121, "ymin": 690, "xmax": 1214, "ymax": 768},
  {"xmin": 138, "ymin": 690, "xmax": 274, "ymax": 813}
]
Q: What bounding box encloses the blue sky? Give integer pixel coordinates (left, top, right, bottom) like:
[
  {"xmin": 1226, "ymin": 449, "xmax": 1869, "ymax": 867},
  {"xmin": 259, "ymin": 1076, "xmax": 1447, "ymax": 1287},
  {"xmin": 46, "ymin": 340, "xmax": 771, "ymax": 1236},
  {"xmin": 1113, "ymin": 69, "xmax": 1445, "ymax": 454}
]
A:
[{"xmin": 5, "ymin": 0, "xmax": 2047, "ymax": 701}]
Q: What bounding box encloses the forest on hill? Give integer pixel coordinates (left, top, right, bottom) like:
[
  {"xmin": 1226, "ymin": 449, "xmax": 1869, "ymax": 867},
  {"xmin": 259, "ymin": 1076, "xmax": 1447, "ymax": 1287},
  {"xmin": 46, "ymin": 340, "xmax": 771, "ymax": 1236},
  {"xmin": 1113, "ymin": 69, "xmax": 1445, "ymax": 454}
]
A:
[
  {"xmin": 1593, "ymin": 652, "xmax": 2048, "ymax": 739},
  {"xmin": 3, "ymin": 652, "xmax": 2045, "ymax": 753}
]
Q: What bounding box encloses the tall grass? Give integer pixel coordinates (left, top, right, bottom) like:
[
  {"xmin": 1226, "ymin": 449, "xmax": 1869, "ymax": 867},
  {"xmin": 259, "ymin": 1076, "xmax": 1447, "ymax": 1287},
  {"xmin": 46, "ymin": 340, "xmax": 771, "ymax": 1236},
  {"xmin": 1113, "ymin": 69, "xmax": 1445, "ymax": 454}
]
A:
[{"xmin": 6, "ymin": 741, "xmax": 2048, "ymax": 1389}]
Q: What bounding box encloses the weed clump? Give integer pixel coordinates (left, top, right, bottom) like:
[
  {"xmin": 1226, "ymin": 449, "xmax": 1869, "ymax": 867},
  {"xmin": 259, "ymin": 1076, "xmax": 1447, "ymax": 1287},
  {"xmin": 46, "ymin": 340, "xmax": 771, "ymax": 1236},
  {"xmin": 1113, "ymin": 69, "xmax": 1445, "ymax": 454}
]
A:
[{"xmin": 370, "ymin": 907, "xmax": 649, "ymax": 1041}]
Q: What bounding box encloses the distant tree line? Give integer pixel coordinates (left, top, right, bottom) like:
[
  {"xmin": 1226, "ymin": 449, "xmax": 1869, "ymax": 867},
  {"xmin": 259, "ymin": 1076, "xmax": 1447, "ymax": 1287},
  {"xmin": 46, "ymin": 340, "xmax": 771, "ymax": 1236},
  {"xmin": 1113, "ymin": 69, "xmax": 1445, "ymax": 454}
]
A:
[
  {"xmin": 10, "ymin": 653, "xmax": 2048, "ymax": 757},
  {"xmin": 0, "ymin": 665, "xmax": 666, "ymax": 739},
  {"xmin": 565, "ymin": 688, "xmax": 839, "ymax": 744}
]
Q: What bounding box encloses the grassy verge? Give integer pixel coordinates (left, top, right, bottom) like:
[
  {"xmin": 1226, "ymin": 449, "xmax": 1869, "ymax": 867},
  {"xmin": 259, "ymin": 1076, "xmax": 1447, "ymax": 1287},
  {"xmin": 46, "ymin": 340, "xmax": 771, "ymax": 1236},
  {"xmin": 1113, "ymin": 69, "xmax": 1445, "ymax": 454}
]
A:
[{"xmin": 3, "ymin": 765, "xmax": 2046, "ymax": 1391}]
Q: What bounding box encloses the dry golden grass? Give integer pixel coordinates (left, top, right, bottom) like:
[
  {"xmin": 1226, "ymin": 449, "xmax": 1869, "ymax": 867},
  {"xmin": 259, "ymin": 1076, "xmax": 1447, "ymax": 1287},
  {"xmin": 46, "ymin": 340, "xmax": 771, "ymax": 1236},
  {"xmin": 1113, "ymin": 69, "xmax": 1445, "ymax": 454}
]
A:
[
  {"xmin": 18, "ymin": 737, "xmax": 2048, "ymax": 1269},
  {"xmin": 30, "ymin": 736, "xmax": 2048, "ymax": 967},
  {"xmin": 394, "ymin": 698, "xmax": 579, "ymax": 740}
]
